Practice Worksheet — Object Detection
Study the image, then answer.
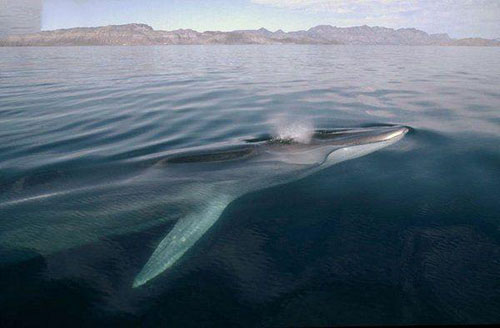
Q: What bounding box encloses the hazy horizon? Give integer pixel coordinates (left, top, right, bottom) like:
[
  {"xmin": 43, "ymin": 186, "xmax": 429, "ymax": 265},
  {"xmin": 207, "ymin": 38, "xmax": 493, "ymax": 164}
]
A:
[
  {"xmin": 32, "ymin": 21, "xmax": 500, "ymax": 39},
  {"xmin": 1, "ymin": 0, "xmax": 499, "ymax": 39}
]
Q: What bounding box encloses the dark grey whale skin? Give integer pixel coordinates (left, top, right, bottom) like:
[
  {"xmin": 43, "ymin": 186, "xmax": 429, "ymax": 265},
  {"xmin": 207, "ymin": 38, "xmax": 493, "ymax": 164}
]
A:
[
  {"xmin": 133, "ymin": 125, "xmax": 409, "ymax": 287},
  {"xmin": 0, "ymin": 126, "xmax": 408, "ymax": 288}
]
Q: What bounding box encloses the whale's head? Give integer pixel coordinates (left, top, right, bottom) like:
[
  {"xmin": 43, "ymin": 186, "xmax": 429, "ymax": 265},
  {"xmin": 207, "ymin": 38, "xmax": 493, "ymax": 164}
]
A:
[
  {"xmin": 312, "ymin": 125, "xmax": 408, "ymax": 167},
  {"xmin": 311, "ymin": 125, "xmax": 409, "ymax": 146},
  {"xmin": 162, "ymin": 125, "xmax": 409, "ymax": 170},
  {"xmin": 249, "ymin": 125, "xmax": 409, "ymax": 167}
]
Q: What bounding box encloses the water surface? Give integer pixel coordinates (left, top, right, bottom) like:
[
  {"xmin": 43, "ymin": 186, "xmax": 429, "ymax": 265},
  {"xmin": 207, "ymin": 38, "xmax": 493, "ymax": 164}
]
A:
[{"xmin": 1, "ymin": 45, "xmax": 499, "ymax": 326}]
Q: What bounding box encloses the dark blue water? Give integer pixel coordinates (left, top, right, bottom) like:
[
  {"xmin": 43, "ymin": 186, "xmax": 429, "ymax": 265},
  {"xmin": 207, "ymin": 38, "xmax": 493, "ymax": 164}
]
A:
[{"xmin": 1, "ymin": 45, "xmax": 499, "ymax": 327}]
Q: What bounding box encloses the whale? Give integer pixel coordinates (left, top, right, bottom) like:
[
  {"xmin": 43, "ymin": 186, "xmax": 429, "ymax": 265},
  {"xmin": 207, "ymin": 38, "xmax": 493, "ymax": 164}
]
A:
[
  {"xmin": 0, "ymin": 125, "xmax": 408, "ymax": 288},
  {"xmin": 132, "ymin": 125, "xmax": 409, "ymax": 287}
]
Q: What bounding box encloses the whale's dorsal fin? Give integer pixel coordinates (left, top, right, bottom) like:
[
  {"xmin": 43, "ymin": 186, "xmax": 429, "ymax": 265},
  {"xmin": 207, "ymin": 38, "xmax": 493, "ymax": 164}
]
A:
[{"xmin": 133, "ymin": 194, "xmax": 234, "ymax": 287}]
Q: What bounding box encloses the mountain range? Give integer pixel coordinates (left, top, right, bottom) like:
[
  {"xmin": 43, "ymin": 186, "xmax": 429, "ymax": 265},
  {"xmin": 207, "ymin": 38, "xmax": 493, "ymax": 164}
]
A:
[{"xmin": 1, "ymin": 23, "xmax": 499, "ymax": 47}]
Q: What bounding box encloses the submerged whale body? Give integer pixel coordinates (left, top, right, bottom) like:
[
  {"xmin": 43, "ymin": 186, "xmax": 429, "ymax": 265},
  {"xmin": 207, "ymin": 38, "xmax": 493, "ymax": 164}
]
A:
[
  {"xmin": 0, "ymin": 125, "xmax": 408, "ymax": 287},
  {"xmin": 133, "ymin": 125, "xmax": 409, "ymax": 287}
]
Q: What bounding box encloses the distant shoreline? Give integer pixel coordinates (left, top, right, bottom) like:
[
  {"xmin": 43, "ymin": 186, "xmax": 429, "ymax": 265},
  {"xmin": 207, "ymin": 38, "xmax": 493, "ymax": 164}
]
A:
[
  {"xmin": 2, "ymin": 44, "xmax": 499, "ymax": 48},
  {"xmin": 1, "ymin": 23, "xmax": 499, "ymax": 47}
]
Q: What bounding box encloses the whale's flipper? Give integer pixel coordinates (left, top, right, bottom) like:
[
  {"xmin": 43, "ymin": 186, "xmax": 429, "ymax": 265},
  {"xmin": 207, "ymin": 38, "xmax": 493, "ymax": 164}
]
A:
[{"xmin": 133, "ymin": 194, "xmax": 234, "ymax": 288}]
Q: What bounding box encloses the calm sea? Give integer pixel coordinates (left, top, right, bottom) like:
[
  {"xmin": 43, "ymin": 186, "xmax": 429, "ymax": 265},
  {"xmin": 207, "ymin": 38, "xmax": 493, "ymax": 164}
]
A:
[{"xmin": 1, "ymin": 45, "xmax": 499, "ymax": 326}]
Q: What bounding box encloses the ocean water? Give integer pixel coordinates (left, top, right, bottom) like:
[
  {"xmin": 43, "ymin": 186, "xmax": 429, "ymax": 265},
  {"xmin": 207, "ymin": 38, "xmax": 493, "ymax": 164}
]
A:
[{"xmin": 0, "ymin": 45, "xmax": 499, "ymax": 327}]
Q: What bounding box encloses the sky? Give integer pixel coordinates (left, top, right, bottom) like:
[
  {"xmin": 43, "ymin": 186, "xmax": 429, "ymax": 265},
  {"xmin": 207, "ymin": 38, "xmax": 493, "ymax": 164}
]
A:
[{"xmin": 2, "ymin": 0, "xmax": 500, "ymax": 38}]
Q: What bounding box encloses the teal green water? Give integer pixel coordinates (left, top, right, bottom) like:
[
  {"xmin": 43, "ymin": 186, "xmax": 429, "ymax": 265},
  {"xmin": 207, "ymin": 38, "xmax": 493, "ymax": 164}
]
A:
[{"xmin": 1, "ymin": 45, "xmax": 500, "ymax": 326}]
